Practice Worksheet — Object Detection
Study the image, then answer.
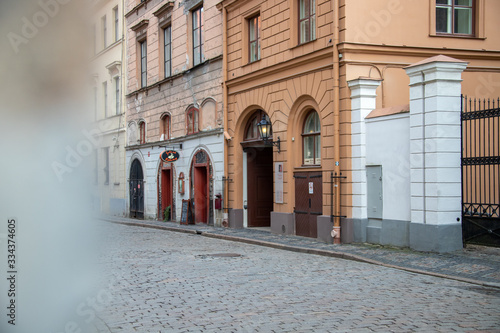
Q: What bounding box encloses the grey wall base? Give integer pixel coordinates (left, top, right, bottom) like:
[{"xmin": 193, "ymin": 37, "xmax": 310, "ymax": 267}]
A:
[
  {"xmin": 351, "ymin": 218, "xmax": 368, "ymax": 243},
  {"xmin": 271, "ymin": 212, "xmax": 295, "ymax": 235},
  {"xmin": 340, "ymin": 218, "xmax": 354, "ymax": 243},
  {"xmin": 410, "ymin": 222, "xmax": 463, "ymax": 253},
  {"xmin": 365, "ymin": 219, "xmax": 410, "ymax": 248},
  {"xmin": 110, "ymin": 198, "xmax": 126, "ymax": 216},
  {"xmin": 317, "ymin": 216, "xmax": 333, "ymax": 243},
  {"xmin": 229, "ymin": 209, "xmax": 243, "ymax": 229}
]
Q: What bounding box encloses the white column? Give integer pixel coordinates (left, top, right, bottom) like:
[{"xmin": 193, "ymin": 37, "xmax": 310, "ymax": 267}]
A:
[
  {"xmin": 347, "ymin": 78, "xmax": 382, "ymax": 220},
  {"xmin": 405, "ymin": 56, "xmax": 467, "ymax": 227}
]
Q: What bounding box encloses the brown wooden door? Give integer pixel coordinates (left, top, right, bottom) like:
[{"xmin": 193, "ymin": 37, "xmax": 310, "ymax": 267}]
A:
[
  {"xmin": 194, "ymin": 166, "xmax": 208, "ymax": 223},
  {"xmin": 247, "ymin": 147, "xmax": 273, "ymax": 227},
  {"xmin": 294, "ymin": 172, "xmax": 322, "ymax": 238}
]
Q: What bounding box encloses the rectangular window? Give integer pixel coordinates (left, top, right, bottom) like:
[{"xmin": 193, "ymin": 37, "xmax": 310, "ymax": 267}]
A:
[
  {"xmin": 436, "ymin": 0, "xmax": 474, "ymax": 35},
  {"xmin": 249, "ymin": 15, "xmax": 261, "ymax": 62},
  {"xmin": 102, "ymin": 15, "xmax": 107, "ymax": 48},
  {"xmin": 299, "ymin": 0, "xmax": 316, "ymax": 44},
  {"xmin": 115, "ymin": 77, "xmax": 120, "ymax": 115},
  {"xmin": 140, "ymin": 40, "xmax": 147, "ymax": 87},
  {"xmin": 103, "ymin": 81, "xmax": 108, "ymax": 117},
  {"xmin": 192, "ymin": 6, "xmax": 204, "ymax": 66},
  {"xmin": 164, "ymin": 26, "xmax": 172, "ymax": 78},
  {"xmin": 113, "ymin": 6, "xmax": 119, "ymax": 42},
  {"xmin": 103, "ymin": 147, "xmax": 109, "ymax": 185}
]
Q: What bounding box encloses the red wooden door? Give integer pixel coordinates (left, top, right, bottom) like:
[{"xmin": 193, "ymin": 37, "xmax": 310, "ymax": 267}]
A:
[
  {"xmin": 247, "ymin": 147, "xmax": 273, "ymax": 227},
  {"xmin": 161, "ymin": 169, "xmax": 172, "ymax": 220},
  {"xmin": 194, "ymin": 166, "xmax": 208, "ymax": 223},
  {"xmin": 294, "ymin": 172, "xmax": 322, "ymax": 238}
]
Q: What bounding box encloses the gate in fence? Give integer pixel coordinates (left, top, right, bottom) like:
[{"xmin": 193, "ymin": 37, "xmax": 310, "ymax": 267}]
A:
[{"xmin": 461, "ymin": 95, "xmax": 500, "ymax": 247}]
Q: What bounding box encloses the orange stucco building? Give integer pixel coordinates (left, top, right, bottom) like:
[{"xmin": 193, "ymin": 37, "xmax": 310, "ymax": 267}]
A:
[{"xmin": 220, "ymin": 0, "xmax": 500, "ymax": 250}]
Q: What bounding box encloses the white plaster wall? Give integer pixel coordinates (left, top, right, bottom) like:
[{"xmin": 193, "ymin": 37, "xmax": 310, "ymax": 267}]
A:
[
  {"xmin": 366, "ymin": 114, "xmax": 411, "ymax": 222},
  {"xmin": 126, "ymin": 133, "xmax": 224, "ymax": 221}
]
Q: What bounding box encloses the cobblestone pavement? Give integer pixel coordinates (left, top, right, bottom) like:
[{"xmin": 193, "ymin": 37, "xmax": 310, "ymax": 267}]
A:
[
  {"xmin": 93, "ymin": 221, "xmax": 500, "ymax": 333},
  {"xmin": 101, "ymin": 216, "xmax": 500, "ymax": 288}
]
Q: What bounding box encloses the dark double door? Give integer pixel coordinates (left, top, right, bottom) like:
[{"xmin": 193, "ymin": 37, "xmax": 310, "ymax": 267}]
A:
[
  {"xmin": 294, "ymin": 172, "xmax": 322, "ymax": 238},
  {"xmin": 130, "ymin": 159, "xmax": 144, "ymax": 219},
  {"xmin": 247, "ymin": 147, "xmax": 273, "ymax": 227}
]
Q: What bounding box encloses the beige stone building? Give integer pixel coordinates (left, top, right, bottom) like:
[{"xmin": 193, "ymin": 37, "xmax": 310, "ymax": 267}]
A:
[
  {"xmin": 220, "ymin": 0, "xmax": 500, "ymax": 251},
  {"xmin": 91, "ymin": 0, "xmax": 128, "ymax": 216},
  {"xmin": 124, "ymin": 0, "xmax": 224, "ymax": 224}
]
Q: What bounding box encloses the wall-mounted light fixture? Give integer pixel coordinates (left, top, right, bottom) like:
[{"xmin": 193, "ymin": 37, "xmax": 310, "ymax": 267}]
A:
[{"xmin": 257, "ymin": 115, "xmax": 280, "ymax": 153}]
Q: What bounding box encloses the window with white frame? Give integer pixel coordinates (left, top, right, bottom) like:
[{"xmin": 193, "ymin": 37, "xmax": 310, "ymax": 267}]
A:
[{"xmin": 436, "ymin": 0, "xmax": 474, "ymax": 35}]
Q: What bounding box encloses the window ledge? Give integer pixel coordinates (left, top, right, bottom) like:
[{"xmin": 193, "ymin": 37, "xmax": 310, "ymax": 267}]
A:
[
  {"xmin": 242, "ymin": 59, "xmax": 261, "ymax": 68},
  {"xmin": 430, "ymin": 33, "xmax": 486, "ymax": 40},
  {"xmin": 290, "ymin": 39, "xmax": 316, "ymax": 50},
  {"xmin": 295, "ymin": 165, "xmax": 322, "ymax": 171}
]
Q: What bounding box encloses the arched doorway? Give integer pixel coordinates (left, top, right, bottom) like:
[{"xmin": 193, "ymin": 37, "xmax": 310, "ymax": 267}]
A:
[
  {"xmin": 190, "ymin": 150, "xmax": 213, "ymax": 225},
  {"xmin": 129, "ymin": 159, "xmax": 144, "ymax": 219},
  {"xmin": 242, "ymin": 110, "xmax": 273, "ymax": 227}
]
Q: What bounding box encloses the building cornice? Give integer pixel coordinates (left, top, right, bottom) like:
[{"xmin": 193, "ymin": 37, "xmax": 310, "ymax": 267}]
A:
[
  {"xmin": 126, "ymin": 128, "xmax": 224, "ymax": 151},
  {"xmin": 130, "ymin": 19, "xmax": 149, "ymax": 32},
  {"xmin": 226, "ymin": 46, "xmax": 333, "ymax": 93},
  {"xmin": 339, "ymin": 42, "xmax": 500, "ymax": 62},
  {"xmin": 153, "ymin": 1, "xmax": 175, "ymax": 17},
  {"xmin": 125, "ymin": 0, "xmax": 152, "ymax": 18}
]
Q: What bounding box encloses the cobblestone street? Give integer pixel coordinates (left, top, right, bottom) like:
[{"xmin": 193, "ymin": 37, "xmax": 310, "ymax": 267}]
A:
[{"xmin": 93, "ymin": 222, "xmax": 500, "ymax": 332}]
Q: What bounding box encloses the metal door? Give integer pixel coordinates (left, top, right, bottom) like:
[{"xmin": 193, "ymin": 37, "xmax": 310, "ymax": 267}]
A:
[
  {"xmin": 294, "ymin": 172, "xmax": 322, "ymax": 238},
  {"xmin": 130, "ymin": 159, "xmax": 144, "ymax": 219}
]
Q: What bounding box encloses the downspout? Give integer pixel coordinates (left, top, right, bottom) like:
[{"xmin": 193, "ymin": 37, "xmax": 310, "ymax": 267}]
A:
[
  {"xmin": 221, "ymin": 2, "xmax": 229, "ymax": 226},
  {"xmin": 332, "ymin": 0, "xmax": 341, "ymax": 243}
]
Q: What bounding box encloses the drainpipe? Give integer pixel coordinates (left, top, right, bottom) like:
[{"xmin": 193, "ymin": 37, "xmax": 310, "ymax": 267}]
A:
[
  {"xmin": 332, "ymin": 0, "xmax": 341, "ymax": 243},
  {"xmin": 221, "ymin": 3, "xmax": 229, "ymax": 226}
]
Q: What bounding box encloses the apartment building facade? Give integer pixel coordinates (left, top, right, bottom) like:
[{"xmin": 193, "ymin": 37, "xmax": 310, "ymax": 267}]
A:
[
  {"xmin": 220, "ymin": 0, "xmax": 500, "ymax": 251},
  {"xmin": 91, "ymin": 0, "xmax": 128, "ymax": 216},
  {"xmin": 124, "ymin": 0, "xmax": 224, "ymax": 224}
]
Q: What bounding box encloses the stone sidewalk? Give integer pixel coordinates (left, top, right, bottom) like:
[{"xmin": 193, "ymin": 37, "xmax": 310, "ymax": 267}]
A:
[{"xmin": 98, "ymin": 215, "xmax": 500, "ymax": 289}]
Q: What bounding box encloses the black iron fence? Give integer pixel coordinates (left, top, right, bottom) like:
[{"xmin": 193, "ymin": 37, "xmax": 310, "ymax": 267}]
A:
[{"xmin": 461, "ymin": 95, "xmax": 500, "ymax": 247}]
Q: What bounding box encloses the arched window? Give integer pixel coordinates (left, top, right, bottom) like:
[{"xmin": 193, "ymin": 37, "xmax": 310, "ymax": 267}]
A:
[
  {"xmin": 186, "ymin": 107, "xmax": 199, "ymax": 135},
  {"xmin": 245, "ymin": 110, "xmax": 271, "ymax": 140},
  {"xmin": 138, "ymin": 120, "xmax": 146, "ymax": 144},
  {"xmin": 302, "ymin": 111, "xmax": 320, "ymax": 165},
  {"xmin": 161, "ymin": 114, "xmax": 170, "ymax": 140}
]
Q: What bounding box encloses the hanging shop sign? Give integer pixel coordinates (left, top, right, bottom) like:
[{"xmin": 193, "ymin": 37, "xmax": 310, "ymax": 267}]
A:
[{"xmin": 160, "ymin": 150, "xmax": 180, "ymax": 162}]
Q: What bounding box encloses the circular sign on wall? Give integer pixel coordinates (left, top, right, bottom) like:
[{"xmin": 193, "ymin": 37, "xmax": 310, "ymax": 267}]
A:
[{"xmin": 160, "ymin": 150, "xmax": 180, "ymax": 162}]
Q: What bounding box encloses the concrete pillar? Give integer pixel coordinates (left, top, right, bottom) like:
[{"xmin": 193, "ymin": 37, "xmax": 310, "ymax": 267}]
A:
[
  {"xmin": 347, "ymin": 78, "xmax": 382, "ymax": 230},
  {"xmin": 405, "ymin": 55, "xmax": 468, "ymax": 252}
]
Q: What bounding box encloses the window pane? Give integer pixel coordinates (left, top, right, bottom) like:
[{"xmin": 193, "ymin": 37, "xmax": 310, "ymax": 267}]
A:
[
  {"xmin": 188, "ymin": 112, "xmax": 193, "ymax": 133},
  {"xmin": 304, "ymin": 112, "xmax": 320, "ymax": 133},
  {"xmin": 455, "ymin": 0, "xmax": 471, "ymax": 6},
  {"xmin": 193, "ymin": 47, "xmax": 200, "ymax": 66},
  {"xmin": 300, "ymin": 20, "xmax": 309, "ymax": 43},
  {"xmin": 436, "ymin": 7, "xmax": 452, "ymax": 33},
  {"xmin": 310, "ymin": 0, "xmax": 316, "ymax": 15},
  {"xmin": 303, "ymin": 136, "xmax": 314, "ymax": 165},
  {"xmin": 310, "ymin": 15, "xmax": 316, "ymax": 40},
  {"xmin": 437, "ymin": 0, "xmax": 451, "ymax": 4},
  {"xmin": 315, "ymin": 135, "xmax": 321, "ymax": 165},
  {"xmin": 249, "ymin": 17, "xmax": 256, "ymax": 40},
  {"xmin": 299, "ymin": 0, "xmax": 308, "ymax": 20},
  {"xmin": 193, "ymin": 10, "xmax": 199, "ymax": 29},
  {"xmin": 455, "ymin": 8, "xmax": 472, "ymax": 34}
]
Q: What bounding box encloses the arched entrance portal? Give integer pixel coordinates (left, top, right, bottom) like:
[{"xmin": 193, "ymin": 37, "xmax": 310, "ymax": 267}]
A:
[
  {"xmin": 242, "ymin": 110, "xmax": 273, "ymax": 227},
  {"xmin": 190, "ymin": 150, "xmax": 213, "ymax": 225},
  {"xmin": 129, "ymin": 159, "xmax": 144, "ymax": 219}
]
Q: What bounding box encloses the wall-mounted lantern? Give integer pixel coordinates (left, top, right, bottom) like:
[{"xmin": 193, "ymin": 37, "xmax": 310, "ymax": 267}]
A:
[
  {"xmin": 257, "ymin": 115, "xmax": 280, "ymax": 153},
  {"xmin": 178, "ymin": 172, "xmax": 185, "ymax": 194}
]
